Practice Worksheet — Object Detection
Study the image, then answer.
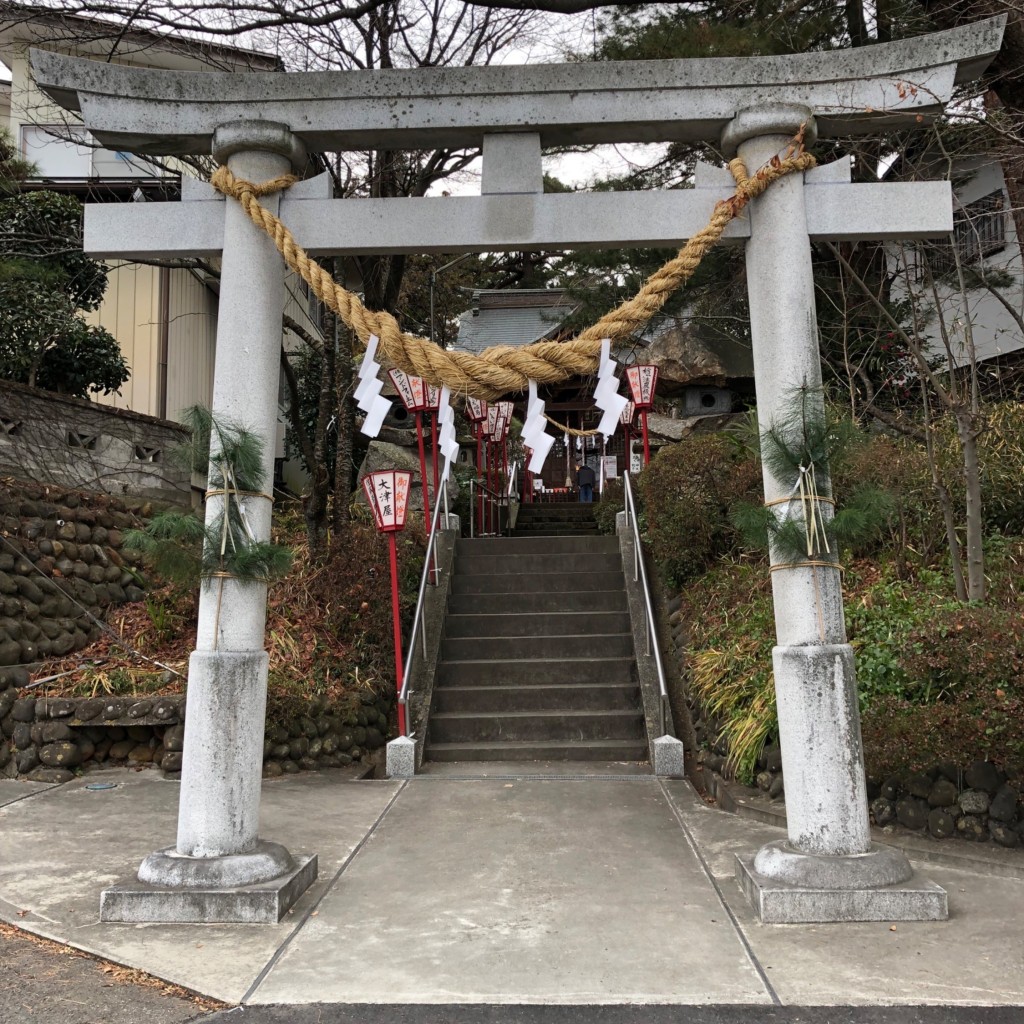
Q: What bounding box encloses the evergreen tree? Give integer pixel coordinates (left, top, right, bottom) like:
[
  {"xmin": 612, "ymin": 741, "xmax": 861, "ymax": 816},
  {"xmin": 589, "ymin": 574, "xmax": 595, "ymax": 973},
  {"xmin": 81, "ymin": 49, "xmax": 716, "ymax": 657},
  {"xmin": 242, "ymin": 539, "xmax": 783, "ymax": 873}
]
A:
[{"xmin": 0, "ymin": 133, "xmax": 128, "ymax": 398}]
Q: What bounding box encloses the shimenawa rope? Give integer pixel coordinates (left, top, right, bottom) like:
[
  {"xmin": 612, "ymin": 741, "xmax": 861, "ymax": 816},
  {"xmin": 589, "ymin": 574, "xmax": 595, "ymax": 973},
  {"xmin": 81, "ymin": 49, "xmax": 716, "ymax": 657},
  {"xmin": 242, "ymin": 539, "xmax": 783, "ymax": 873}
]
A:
[{"xmin": 210, "ymin": 136, "xmax": 815, "ymax": 400}]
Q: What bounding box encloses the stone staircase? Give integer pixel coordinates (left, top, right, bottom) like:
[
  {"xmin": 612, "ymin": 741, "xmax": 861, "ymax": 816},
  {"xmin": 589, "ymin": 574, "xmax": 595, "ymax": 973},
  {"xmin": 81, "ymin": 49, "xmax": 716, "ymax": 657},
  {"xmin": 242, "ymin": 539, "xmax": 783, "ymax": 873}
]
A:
[
  {"xmin": 425, "ymin": 533, "xmax": 648, "ymax": 764},
  {"xmin": 512, "ymin": 502, "xmax": 599, "ymax": 536}
]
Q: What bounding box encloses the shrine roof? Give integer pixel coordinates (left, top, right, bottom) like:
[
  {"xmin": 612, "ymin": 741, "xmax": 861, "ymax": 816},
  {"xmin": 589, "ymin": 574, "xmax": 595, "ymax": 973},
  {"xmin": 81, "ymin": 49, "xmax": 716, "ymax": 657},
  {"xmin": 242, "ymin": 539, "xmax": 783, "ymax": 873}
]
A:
[{"xmin": 455, "ymin": 290, "xmax": 578, "ymax": 355}]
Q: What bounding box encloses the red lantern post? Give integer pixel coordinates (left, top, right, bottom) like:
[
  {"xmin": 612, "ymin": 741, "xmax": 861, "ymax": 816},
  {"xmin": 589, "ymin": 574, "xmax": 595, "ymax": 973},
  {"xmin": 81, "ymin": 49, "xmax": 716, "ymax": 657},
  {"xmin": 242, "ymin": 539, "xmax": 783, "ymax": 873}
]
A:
[
  {"xmin": 485, "ymin": 404, "xmax": 500, "ymax": 531},
  {"xmin": 496, "ymin": 400, "xmax": 514, "ymax": 497},
  {"xmin": 362, "ymin": 469, "xmax": 413, "ymax": 735},
  {"xmin": 465, "ymin": 398, "xmax": 489, "ymax": 535},
  {"xmin": 625, "ymin": 365, "xmax": 659, "ymax": 467},
  {"xmin": 426, "ymin": 384, "xmax": 442, "ymax": 497},
  {"xmin": 388, "ymin": 370, "xmax": 431, "ymax": 534}
]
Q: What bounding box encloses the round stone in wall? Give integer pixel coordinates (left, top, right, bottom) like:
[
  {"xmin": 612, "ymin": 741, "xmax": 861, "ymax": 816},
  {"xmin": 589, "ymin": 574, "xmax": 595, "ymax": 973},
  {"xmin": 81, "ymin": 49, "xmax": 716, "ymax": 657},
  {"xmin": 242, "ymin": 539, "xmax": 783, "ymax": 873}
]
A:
[
  {"xmin": 959, "ymin": 789, "xmax": 991, "ymax": 815},
  {"xmin": 927, "ymin": 778, "xmax": 959, "ymax": 808},
  {"xmin": 895, "ymin": 796, "xmax": 928, "ymax": 830},
  {"xmin": 927, "ymin": 808, "xmax": 955, "ymax": 839}
]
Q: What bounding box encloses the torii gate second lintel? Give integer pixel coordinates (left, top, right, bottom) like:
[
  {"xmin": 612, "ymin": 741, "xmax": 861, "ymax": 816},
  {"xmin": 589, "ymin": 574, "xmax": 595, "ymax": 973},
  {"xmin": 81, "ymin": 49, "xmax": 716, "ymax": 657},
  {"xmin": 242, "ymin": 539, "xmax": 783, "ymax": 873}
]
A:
[{"xmin": 33, "ymin": 19, "xmax": 1004, "ymax": 927}]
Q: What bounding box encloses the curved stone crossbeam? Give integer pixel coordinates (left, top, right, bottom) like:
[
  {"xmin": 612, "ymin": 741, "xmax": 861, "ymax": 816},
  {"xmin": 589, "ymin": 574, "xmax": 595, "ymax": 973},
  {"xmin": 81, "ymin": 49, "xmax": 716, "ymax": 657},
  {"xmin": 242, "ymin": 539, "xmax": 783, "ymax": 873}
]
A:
[{"xmin": 32, "ymin": 17, "xmax": 1005, "ymax": 156}]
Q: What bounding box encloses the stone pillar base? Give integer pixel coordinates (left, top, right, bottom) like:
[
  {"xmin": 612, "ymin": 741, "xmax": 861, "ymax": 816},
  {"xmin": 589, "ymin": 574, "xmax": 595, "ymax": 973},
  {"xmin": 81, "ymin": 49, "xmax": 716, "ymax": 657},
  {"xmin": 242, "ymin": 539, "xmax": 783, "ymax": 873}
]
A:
[
  {"xmin": 386, "ymin": 735, "xmax": 416, "ymax": 778},
  {"xmin": 100, "ymin": 843, "xmax": 317, "ymax": 924},
  {"xmin": 653, "ymin": 734, "xmax": 684, "ymax": 777},
  {"xmin": 736, "ymin": 848, "xmax": 947, "ymax": 924}
]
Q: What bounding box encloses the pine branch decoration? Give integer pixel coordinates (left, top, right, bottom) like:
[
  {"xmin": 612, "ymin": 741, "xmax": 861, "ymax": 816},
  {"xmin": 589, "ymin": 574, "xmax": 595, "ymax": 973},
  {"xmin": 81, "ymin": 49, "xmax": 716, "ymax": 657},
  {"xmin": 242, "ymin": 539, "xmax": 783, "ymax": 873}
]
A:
[{"xmin": 125, "ymin": 406, "xmax": 292, "ymax": 585}]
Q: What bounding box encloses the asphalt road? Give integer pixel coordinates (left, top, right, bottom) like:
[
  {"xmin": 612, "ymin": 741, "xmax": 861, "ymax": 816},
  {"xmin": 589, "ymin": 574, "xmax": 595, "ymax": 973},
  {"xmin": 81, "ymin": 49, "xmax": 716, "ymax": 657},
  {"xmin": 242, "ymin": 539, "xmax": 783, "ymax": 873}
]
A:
[{"xmin": 201, "ymin": 1007, "xmax": 1024, "ymax": 1024}]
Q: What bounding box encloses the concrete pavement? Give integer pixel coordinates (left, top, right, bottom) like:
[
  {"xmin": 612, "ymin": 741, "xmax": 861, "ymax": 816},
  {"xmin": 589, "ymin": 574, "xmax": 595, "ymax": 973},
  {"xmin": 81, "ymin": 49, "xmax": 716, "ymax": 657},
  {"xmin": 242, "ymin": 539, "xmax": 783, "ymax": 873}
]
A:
[{"xmin": 0, "ymin": 766, "xmax": 1022, "ymax": 1011}]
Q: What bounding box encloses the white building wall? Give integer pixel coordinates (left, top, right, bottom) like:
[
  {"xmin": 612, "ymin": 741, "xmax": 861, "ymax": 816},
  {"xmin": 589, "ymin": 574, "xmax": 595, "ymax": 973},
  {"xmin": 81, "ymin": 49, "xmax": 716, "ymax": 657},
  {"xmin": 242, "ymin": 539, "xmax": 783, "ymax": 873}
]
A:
[{"xmin": 891, "ymin": 160, "xmax": 1023, "ymax": 371}]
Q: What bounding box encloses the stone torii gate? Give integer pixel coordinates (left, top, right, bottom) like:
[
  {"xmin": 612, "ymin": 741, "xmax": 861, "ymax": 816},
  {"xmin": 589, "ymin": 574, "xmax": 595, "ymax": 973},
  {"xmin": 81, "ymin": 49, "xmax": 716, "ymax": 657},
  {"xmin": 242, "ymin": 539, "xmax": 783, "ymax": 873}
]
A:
[{"xmin": 34, "ymin": 17, "xmax": 1004, "ymax": 926}]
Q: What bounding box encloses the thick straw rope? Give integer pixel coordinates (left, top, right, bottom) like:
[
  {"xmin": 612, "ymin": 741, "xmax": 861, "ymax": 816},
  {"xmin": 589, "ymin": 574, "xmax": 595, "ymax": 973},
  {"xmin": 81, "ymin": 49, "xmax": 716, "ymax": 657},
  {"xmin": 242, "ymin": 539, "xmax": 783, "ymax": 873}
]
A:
[{"xmin": 211, "ymin": 138, "xmax": 815, "ymax": 400}]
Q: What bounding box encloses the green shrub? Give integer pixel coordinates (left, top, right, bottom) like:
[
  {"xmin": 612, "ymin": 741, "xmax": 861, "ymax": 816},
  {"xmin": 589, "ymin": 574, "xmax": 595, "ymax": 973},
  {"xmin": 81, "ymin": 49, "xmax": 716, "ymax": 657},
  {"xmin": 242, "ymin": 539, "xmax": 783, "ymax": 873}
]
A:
[
  {"xmin": 861, "ymin": 686, "xmax": 1024, "ymax": 778},
  {"xmin": 980, "ymin": 403, "xmax": 1024, "ymax": 534},
  {"xmin": 897, "ymin": 605, "xmax": 1024, "ymax": 700},
  {"xmin": 638, "ymin": 434, "xmax": 760, "ymax": 587},
  {"xmin": 594, "ymin": 479, "xmax": 623, "ymax": 535}
]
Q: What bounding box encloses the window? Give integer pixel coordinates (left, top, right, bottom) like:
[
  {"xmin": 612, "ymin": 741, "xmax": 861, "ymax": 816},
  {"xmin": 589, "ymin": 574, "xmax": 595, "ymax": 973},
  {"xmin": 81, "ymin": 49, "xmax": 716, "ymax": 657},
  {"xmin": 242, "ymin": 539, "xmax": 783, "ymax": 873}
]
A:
[
  {"xmin": 930, "ymin": 190, "xmax": 1007, "ymax": 274},
  {"xmin": 21, "ymin": 125, "xmax": 93, "ymax": 178}
]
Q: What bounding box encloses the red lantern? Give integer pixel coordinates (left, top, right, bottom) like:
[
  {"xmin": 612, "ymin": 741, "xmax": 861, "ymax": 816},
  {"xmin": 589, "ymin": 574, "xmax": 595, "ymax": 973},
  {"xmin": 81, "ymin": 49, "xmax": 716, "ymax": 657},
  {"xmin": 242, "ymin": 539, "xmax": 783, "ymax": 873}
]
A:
[
  {"xmin": 496, "ymin": 400, "xmax": 515, "ymax": 437},
  {"xmin": 388, "ymin": 370, "xmax": 428, "ymax": 413},
  {"xmin": 484, "ymin": 405, "xmax": 499, "ymax": 439},
  {"xmin": 619, "ymin": 400, "xmax": 635, "ymax": 427},
  {"xmin": 625, "ymin": 365, "xmax": 658, "ymax": 410},
  {"xmin": 388, "ymin": 371, "xmax": 431, "ymax": 532},
  {"xmin": 362, "ymin": 470, "xmax": 412, "ymax": 533},
  {"xmin": 464, "ymin": 397, "xmax": 488, "ymax": 423}
]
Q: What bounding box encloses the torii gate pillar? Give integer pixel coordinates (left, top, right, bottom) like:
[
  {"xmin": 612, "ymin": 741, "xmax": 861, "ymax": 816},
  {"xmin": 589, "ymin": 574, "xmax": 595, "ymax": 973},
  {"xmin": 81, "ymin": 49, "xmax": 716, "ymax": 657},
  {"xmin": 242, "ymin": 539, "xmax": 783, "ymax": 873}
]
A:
[
  {"xmin": 103, "ymin": 123, "xmax": 319, "ymax": 924},
  {"xmin": 724, "ymin": 107, "xmax": 944, "ymax": 921}
]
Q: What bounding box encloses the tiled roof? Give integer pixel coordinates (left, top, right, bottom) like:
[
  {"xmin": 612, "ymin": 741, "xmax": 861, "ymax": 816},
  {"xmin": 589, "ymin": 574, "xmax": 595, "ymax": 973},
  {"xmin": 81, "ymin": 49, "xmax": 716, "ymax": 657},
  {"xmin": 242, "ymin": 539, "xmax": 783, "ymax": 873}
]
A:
[{"xmin": 455, "ymin": 289, "xmax": 576, "ymax": 354}]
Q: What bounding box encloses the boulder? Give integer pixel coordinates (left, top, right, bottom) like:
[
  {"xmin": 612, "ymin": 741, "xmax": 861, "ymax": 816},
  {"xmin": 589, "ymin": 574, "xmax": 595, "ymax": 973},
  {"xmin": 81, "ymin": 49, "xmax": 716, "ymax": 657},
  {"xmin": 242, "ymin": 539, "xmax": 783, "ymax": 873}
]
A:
[
  {"xmin": 965, "ymin": 759, "xmax": 1002, "ymax": 796},
  {"xmin": 895, "ymin": 796, "xmax": 928, "ymax": 830},
  {"xmin": 927, "ymin": 778, "xmax": 960, "ymax": 808},
  {"xmin": 39, "ymin": 742, "xmax": 82, "ymax": 768},
  {"xmin": 927, "ymin": 808, "xmax": 955, "ymax": 839},
  {"xmin": 959, "ymin": 789, "xmax": 991, "ymax": 816},
  {"xmin": 988, "ymin": 785, "xmax": 1019, "ymax": 824}
]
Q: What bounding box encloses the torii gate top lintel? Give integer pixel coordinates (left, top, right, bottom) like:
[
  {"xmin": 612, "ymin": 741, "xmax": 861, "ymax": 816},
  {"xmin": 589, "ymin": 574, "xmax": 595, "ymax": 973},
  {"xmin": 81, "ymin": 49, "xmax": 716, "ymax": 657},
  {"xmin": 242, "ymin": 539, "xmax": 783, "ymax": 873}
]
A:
[{"xmin": 32, "ymin": 17, "xmax": 1005, "ymax": 158}]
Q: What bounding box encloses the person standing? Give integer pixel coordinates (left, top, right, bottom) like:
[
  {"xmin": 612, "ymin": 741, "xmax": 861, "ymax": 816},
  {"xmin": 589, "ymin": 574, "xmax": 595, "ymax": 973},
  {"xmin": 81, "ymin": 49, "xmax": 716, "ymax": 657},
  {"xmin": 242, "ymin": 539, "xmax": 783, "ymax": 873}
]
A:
[{"xmin": 576, "ymin": 461, "xmax": 596, "ymax": 503}]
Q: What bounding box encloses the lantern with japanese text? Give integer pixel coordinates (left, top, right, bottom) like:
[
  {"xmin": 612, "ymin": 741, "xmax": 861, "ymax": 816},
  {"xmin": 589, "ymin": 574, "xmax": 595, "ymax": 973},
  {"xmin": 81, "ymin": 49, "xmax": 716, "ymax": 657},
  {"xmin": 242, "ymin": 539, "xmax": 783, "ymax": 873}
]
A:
[
  {"xmin": 425, "ymin": 385, "xmax": 442, "ymax": 494},
  {"xmin": 619, "ymin": 399, "xmax": 636, "ymax": 471},
  {"xmin": 388, "ymin": 369, "xmax": 432, "ymax": 532},
  {"xmin": 625, "ymin": 365, "xmax": 659, "ymax": 465}
]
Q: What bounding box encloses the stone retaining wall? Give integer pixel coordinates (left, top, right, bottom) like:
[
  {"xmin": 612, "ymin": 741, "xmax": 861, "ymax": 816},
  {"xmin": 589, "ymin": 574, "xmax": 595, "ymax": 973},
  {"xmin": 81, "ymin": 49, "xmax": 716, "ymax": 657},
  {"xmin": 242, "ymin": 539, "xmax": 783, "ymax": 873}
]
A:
[
  {"xmin": 0, "ymin": 664, "xmax": 392, "ymax": 782},
  {"xmin": 0, "ymin": 479, "xmax": 149, "ymax": 666}
]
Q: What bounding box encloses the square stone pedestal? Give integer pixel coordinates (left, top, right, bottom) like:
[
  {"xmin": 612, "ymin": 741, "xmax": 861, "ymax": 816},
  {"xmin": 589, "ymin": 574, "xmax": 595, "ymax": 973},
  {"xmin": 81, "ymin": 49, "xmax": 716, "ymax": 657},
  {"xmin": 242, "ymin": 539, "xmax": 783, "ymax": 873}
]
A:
[
  {"xmin": 100, "ymin": 854, "xmax": 317, "ymax": 924},
  {"xmin": 736, "ymin": 854, "xmax": 947, "ymax": 924}
]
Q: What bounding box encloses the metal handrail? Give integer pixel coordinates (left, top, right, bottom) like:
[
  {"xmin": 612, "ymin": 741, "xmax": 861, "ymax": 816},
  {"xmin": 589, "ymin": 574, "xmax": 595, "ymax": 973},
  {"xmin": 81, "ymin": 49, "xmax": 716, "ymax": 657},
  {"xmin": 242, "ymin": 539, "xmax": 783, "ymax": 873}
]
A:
[
  {"xmin": 468, "ymin": 477, "xmax": 512, "ymax": 538},
  {"xmin": 397, "ymin": 482, "xmax": 449, "ymax": 737},
  {"xmin": 622, "ymin": 472, "xmax": 671, "ymax": 738}
]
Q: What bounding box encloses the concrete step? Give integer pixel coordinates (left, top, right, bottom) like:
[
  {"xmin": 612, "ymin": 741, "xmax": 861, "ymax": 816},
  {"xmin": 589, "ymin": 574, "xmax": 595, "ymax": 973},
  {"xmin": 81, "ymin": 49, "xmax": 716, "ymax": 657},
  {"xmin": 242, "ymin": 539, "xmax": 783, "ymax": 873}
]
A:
[
  {"xmin": 436, "ymin": 657, "xmax": 637, "ymax": 687},
  {"xmin": 451, "ymin": 571, "xmax": 625, "ymax": 595},
  {"xmin": 512, "ymin": 527, "xmax": 602, "ymax": 537},
  {"xmin": 430, "ymin": 709, "xmax": 646, "ymax": 744},
  {"xmin": 447, "ymin": 590, "xmax": 627, "ymax": 614},
  {"xmin": 457, "ymin": 536, "xmax": 618, "ymax": 555},
  {"xmin": 433, "ymin": 683, "xmax": 641, "ymax": 713},
  {"xmin": 441, "ymin": 633, "xmax": 633, "ymax": 661},
  {"xmin": 456, "ymin": 552, "xmax": 620, "ymax": 575},
  {"xmin": 426, "ymin": 739, "xmax": 649, "ymax": 762},
  {"xmin": 445, "ymin": 611, "xmax": 631, "ymax": 638},
  {"xmin": 517, "ymin": 505, "xmax": 599, "ymax": 516}
]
